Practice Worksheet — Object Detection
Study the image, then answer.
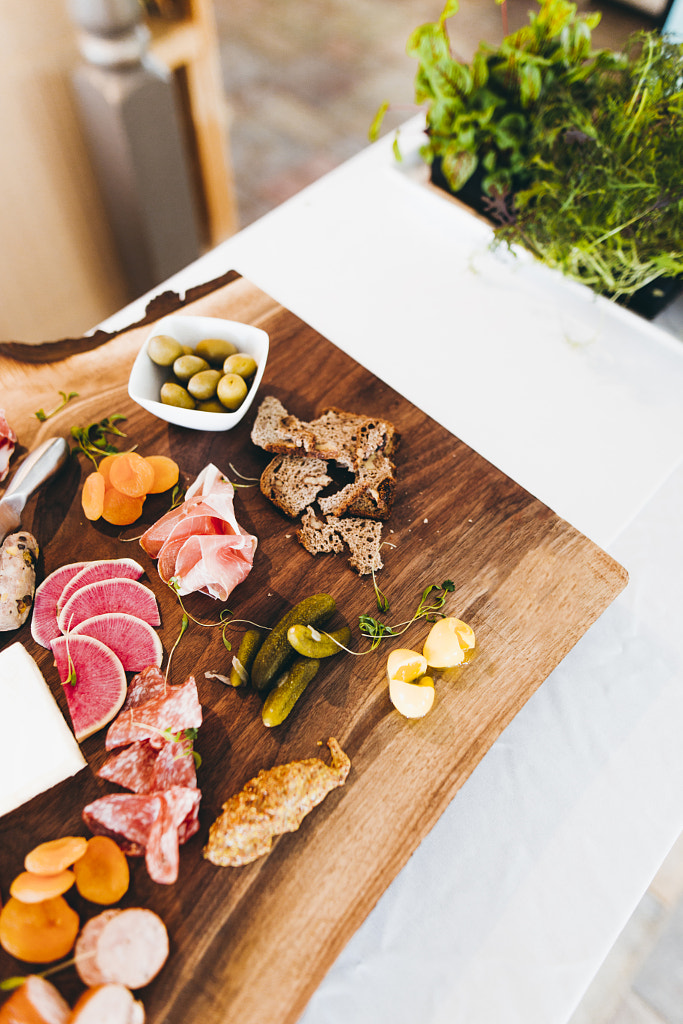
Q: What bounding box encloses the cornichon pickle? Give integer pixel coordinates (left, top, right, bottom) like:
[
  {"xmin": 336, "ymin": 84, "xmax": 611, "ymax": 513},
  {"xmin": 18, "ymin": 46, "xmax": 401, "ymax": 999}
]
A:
[
  {"xmin": 287, "ymin": 624, "xmax": 351, "ymax": 658},
  {"xmin": 251, "ymin": 593, "xmax": 336, "ymax": 691},
  {"xmin": 229, "ymin": 628, "xmax": 263, "ymax": 687},
  {"xmin": 261, "ymin": 657, "xmax": 320, "ymax": 727}
]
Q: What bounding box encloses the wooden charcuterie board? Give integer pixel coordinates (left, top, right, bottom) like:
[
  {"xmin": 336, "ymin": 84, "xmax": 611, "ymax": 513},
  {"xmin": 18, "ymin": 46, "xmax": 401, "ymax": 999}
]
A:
[{"xmin": 0, "ymin": 272, "xmax": 628, "ymax": 1023}]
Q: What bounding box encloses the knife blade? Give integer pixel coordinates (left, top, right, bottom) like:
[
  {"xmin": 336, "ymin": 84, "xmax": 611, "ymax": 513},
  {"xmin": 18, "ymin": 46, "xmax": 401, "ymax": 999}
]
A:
[{"xmin": 0, "ymin": 437, "xmax": 70, "ymax": 543}]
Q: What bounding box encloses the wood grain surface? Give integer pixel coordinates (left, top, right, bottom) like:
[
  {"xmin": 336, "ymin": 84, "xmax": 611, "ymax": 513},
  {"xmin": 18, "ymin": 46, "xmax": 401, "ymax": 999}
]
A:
[{"xmin": 0, "ymin": 274, "xmax": 628, "ymax": 1023}]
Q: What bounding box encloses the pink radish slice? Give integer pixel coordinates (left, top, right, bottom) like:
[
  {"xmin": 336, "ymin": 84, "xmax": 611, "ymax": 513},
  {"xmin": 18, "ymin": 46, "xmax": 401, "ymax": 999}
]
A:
[
  {"xmin": 58, "ymin": 578, "xmax": 161, "ymax": 634},
  {"xmin": 51, "ymin": 634, "xmax": 127, "ymax": 741},
  {"xmin": 71, "ymin": 613, "xmax": 163, "ymax": 671},
  {"xmin": 31, "ymin": 561, "xmax": 91, "ymax": 648},
  {"xmin": 58, "ymin": 558, "xmax": 145, "ymax": 612}
]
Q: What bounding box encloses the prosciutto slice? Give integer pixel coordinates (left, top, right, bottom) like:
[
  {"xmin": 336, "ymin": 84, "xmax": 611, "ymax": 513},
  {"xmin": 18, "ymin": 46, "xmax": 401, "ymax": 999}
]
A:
[
  {"xmin": 0, "ymin": 410, "xmax": 17, "ymax": 482},
  {"xmin": 140, "ymin": 464, "xmax": 257, "ymax": 601}
]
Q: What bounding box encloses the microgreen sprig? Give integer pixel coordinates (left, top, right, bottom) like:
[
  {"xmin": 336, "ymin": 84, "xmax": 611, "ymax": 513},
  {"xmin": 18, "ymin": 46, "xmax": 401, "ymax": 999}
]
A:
[
  {"xmin": 34, "ymin": 391, "xmax": 79, "ymax": 422},
  {"xmin": 70, "ymin": 415, "xmax": 130, "ymax": 468},
  {"xmin": 359, "ymin": 579, "xmax": 455, "ymax": 651}
]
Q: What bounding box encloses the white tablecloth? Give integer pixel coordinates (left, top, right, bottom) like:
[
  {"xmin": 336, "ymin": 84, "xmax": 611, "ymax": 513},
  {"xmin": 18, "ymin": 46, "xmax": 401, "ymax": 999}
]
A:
[{"xmin": 102, "ymin": 117, "xmax": 683, "ymax": 1024}]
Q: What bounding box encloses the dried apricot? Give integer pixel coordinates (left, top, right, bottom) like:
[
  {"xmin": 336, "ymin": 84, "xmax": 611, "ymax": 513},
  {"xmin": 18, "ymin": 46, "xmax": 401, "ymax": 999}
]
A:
[
  {"xmin": 144, "ymin": 455, "xmax": 179, "ymax": 494},
  {"xmin": 0, "ymin": 896, "xmax": 79, "ymax": 962},
  {"xmin": 9, "ymin": 869, "xmax": 75, "ymax": 904},
  {"xmin": 101, "ymin": 488, "xmax": 145, "ymax": 526},
  {"xmin": 73, "ymin": 836, "xmax": 129, "ymax": 904},
  {"xmin": 24, "ymin": 835, "xmax": 88, "ymax": 875},
  {"xmin": 97, "ymin": 454, "xmax": 119, "ymax": 486},
  {"xmin": 108, "ymin": 452, "xmax": 155, "ymax": 497},
  {"xmin": 81, "ymin": 471, "xmax": 106, "ymax": 522}
]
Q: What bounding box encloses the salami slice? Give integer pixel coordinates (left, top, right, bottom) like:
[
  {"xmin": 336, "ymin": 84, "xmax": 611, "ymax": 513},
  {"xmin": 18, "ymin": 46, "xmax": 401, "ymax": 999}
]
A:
[
  {"xmin": 145, "ymin": 788, "xmax": 201, "ymax": 885},
  {"xmin": 150, "ymin": 739, "xmax": 197, "ymax": 791},
  {"xmin": 105, "ymin": 677, "xmax": 202, "ymax": 751},
  {"xmin": 121, "ymin": 665, "xmax": 167, "ymax": 712},
  {"xmin": 75, "ymin": 908, "xmax": 169, "ymax": 990},
  {"xmin": 98, "ymin": 741, "xmax": 159, "ymax": 793},
  {"xmin": 82, "ymin": 794, "xmax": 161, "ymax": 856}
]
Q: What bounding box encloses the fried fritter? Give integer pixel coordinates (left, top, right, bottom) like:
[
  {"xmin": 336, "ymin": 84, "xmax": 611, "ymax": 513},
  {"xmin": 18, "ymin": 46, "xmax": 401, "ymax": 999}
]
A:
[{"xmin": 203, "ymin": 737, "xmax": 350, "ymax": 867}]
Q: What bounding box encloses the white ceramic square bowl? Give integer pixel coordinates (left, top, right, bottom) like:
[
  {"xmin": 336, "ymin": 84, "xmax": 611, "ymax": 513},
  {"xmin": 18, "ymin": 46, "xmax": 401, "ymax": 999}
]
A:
[{"xmin": 128, "ymin": 314, "xmax": 269, "ymax": 431}]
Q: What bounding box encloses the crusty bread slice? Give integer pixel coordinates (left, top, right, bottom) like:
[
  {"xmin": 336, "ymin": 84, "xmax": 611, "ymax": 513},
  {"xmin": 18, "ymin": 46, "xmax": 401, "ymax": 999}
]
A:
[
  {"xmin": 251, "ymin": 397, "xmax": 400, "ymax": 470},
  {"xmin": 297, "ymin": 509, "xmax": 383, "ymax": 575},
  {"xmin": 260, "ymin": 455, "xmax": 332, "ymax": 518},
  {"xmin": 317, "ymin": 454, "xmax": 396, "ymax": 520}
]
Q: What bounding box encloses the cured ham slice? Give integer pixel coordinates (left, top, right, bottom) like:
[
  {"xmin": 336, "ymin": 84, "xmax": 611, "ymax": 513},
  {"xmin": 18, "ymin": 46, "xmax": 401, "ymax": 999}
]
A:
[
  {"xmin": 0, "ymin": 409, "xmax": 16, "ymax": 482},
  {"xmin": 105, "ymin": 676, "xmax": 202, "ymax": 751},
  {"xmin": 140, "ymin": 463, "xmax": 257, "ymax": 601}
]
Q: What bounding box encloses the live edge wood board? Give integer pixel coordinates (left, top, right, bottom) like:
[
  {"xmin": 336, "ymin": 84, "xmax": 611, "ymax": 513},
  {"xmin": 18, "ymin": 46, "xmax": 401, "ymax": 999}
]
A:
[{"xmin": 0, "ymin": 272, "xmax": 628, "ymax": 1023}]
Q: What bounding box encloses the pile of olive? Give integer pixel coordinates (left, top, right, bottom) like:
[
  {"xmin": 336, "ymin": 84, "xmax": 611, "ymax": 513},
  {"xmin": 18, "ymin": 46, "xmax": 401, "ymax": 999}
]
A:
[{"xmin": 147, "ymin": 334, "xmax": 258, "ymax": 413}]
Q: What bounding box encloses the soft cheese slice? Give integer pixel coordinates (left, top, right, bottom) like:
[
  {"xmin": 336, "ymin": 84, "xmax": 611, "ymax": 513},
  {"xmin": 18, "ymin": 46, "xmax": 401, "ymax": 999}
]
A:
[{"xmin": 0, "ymin": 642, "xmax": 86, "ymax": 817}]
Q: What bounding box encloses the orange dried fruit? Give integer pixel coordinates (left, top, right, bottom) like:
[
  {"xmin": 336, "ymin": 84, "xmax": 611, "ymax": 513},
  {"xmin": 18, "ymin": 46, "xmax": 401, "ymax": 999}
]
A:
[
  {"xmin": 9, "ymin": 870, "xmax": 75, "ymax": 904},
  {"xmin": 0, "ymin": 896, "xmax": 79, "ymax": 963},
  {"xmin": 81, "ymin": 471, "xmax": 106, "ymax": 522},
  {"xmin": 108, "ymin": 452, "xmax": 155, "ymax": 498},
  {"xmin": 144, "ymin": 455, "xmax": 179, "ymax": 494},
  {"xmin": 24, "ymin": 835, "xmax": 88, "ymax": 875},
  {"xmin": 73, "ymin": 836, "xmax": 130, "ymax": 905},
  {"xmin": 97, "ymin": 454, "xmax": 120, "ymax": 486},
  {"xmin": 101, "ymin": 488, "xmax": 145, "ymax": 526}
]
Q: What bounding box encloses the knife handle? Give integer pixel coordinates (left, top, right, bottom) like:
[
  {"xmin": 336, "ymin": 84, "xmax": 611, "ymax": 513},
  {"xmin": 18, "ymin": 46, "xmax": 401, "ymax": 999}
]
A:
[{"xmin": 4, "ymin": 437, "xmax": 70, "ymax": 503}]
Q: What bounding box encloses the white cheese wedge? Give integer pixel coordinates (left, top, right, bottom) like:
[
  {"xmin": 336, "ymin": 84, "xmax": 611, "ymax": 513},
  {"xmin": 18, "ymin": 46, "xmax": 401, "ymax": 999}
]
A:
[{"xmin": 0, "ymin": 642, "xmax": 86, "ymax": 817}]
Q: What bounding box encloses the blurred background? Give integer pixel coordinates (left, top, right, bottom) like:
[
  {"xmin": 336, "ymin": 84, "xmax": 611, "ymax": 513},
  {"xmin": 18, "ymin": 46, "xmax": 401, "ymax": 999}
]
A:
[{"xmin": 0, "ymin": 0, "xmax": 673, "ymax": 343}]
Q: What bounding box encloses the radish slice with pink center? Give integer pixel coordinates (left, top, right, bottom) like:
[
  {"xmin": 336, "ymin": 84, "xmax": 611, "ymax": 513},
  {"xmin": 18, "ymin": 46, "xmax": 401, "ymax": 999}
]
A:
[
  {"xmin": 51, "ymin": 634, "xmax": 127, "ymax": 741},
  {"xmin": 71, "ymin": 613, "xmax": 163, "ymax": 671},
  {"xmin": 58, "ymin": 558, "xmax": 145, "ymax": 612},
  {"xmin": 58, "ymin": 578, "xmax": 161, "ymax": 634},
  {"xmin": 31, "ymin": 561, "xmax": 91, "ymax": 648}
]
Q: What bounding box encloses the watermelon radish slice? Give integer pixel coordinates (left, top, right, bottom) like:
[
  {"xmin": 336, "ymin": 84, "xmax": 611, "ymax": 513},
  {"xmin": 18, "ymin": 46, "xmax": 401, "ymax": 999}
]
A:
[
  {"xmin": 58, "ymin": 578, "xmax": 161, "ymax": 634},
  {"xmin": 71, "ymin": 613, "xmax": 163, "ymax": 671},
  {"xmin": 57, "ymin": 558, "xmax": 145, "ymax": 612},
  {"xmin": 31, "ymin": 561, "xmax": 91, "ymax": 648},
  {"xmin": 51, "ymin": 634, "xmax": 127, "ymax": 741}
]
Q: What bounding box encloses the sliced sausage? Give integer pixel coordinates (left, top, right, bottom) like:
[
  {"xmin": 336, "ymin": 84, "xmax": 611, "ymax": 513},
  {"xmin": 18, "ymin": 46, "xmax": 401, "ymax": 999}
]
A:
[
  {"xmin": 0, "ymin": 974, "xmax": 70, "ymax": 1023},
  {"xmin": 75, "ymin": 909, "xmax": 168, "ymax": 990},
  {"xmin": 67, "ymin": 984, "xmax": 144, "ymax": 1024}
]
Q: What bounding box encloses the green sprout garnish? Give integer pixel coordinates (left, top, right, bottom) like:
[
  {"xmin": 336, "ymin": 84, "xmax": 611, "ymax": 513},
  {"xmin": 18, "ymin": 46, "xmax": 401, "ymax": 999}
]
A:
[
  {"xmin": 359, "ymin": 579, "xmax": 455, "ymax": 650},
  {"xmin": 34, "ymin": 391, "xmax": 79, "ymax": 422}
]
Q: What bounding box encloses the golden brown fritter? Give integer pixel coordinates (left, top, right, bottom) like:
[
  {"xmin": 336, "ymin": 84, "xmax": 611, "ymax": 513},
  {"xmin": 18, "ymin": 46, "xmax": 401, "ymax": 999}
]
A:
[{"xmin": 203, "ymin": 738, "xmax": 350, "ymax": 867}]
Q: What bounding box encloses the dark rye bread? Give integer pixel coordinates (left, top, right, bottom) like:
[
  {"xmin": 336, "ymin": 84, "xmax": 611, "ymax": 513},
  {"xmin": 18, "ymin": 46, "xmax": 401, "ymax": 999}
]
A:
[
  {"xmin": 250, "ymin": 397, "xmax": 400, "ymax": 471},
  {"xmin": 259, "ymin": 455, "xmax": 332, "ymax": 518},
  {"xmin": 317, "ymin": 454, "xmax": 396, "ymax": 521},
  {"xmin": 297, "ymin": 509, "xmax": 383, "ymax": 576}
]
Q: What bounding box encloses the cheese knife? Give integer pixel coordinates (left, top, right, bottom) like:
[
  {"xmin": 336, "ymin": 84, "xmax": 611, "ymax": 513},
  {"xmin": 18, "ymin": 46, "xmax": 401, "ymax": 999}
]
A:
[{"xmin": 0, "ymin": 436, "xmax": 70, "ymax": 543}]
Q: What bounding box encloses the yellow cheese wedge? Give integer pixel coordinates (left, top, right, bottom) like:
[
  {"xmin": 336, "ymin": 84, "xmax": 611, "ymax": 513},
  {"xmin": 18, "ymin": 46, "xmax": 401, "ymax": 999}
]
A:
[
  {"xmin": 423, "ymin": 617, "xmax": 475, "ymax": 668},
  {"xmin": 0, "ymin": 643, "xmax": 86, "ymax": 817},
  {"xmin": 389, "ymin": 675, "xmax": 435, "ymax": 719}
]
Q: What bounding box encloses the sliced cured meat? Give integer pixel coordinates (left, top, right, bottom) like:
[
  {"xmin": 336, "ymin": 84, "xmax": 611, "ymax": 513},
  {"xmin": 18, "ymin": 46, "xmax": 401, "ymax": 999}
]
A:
[
  {"xmin": 140, "ymin": 463, "xmax": 257, "ymax": 600},
  {"xmin": 30, "ymin": 561, "xmax": 91, "ymax": 648},
  {"xmin": 0, "ymin": 973, "xmax": 70, "ymax": 1023},
  {"xmin": 82, "ymin": 787, "xmax": 201, "ymax": 884},
  {"xmin": 68, "ymin": 983, "xmax": 145, "ymax": 1024},
  {"xmin": 121, "ymin": 665, "xmax": 167, "ymax": 711},
  {"xmin": 0, "ymin": 409, "xmax": 17, "ymax": 483},
  {"xmin": 98, "ymin": 738, "xmax": 197, "ymax": 793},
  {"xmin": 71, "ymin": 613, "xmax": 163, "ymax": 672},
  {"xmin": 98, "ymin": 741, "xmax": 159, "ymax": 794},
  {"xmin": 105, "ymin": 676, "xmax": 202, "ymax": 751},
  {"xmin": 57, "ymin": 578, "xmax": 160, "ymax": 635},
  {"xmin": 57, "ymin": 558, "xmax": 145, "ymax": 612},
  {"xmin": 82, "ymin": 795, "xmax": 160, "ymax": 856},
  {"xmin": 75, "ymin": 908, "xmax": 169, "ymax": 989},
  {"xmin": 51, "ymin": 634, "xmax": 127, "ymax": 742}
]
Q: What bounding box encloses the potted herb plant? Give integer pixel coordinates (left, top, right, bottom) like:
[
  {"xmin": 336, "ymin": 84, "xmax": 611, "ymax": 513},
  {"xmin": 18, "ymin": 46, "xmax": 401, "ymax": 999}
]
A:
[{"xmin": 372, "ymin": 0, "xmax": 683, "ymax": 318}]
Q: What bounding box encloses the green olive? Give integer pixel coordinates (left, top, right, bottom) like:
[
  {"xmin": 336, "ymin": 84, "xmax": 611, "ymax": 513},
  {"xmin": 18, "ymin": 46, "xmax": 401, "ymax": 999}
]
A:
[
  {"xmin": 180, "ymin": 344, "xmax": 194, "ymax": 355},
  {"xmin": 173, "ymin": 354, "xmax": 210, "ymax": 381},
  {"xmin": 197, "ymin": 398, "xmax": 228, "ymax": 413},
  {"xmin": 187, "ymin": 369, "xmax": 223, "ymax": 401},
  {"xmin": 195, "ymin": 337, "xmax": 238, "ymax": 365},
  {"xmin": 148, "ymin": 334, "xmax": 183, "ymax": 367},
  {"xmin": 160, "ymin": 382, "xmax": 196, "ymax": 409},
  {"xmin": 217, "ymin": 372, "xmax": 248, "ymax": 410},
  {"xmin": 223, "ymin": 353, "xmax": 258, "ymax": 379}
]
